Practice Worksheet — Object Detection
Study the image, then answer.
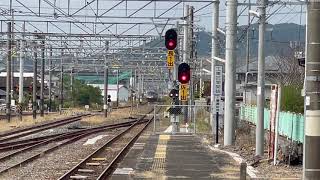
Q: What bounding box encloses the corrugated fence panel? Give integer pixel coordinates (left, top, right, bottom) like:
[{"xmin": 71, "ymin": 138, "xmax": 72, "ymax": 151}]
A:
[{"xmin": 240, "ymin": 106, "xmax": 304, "ymax": 143}]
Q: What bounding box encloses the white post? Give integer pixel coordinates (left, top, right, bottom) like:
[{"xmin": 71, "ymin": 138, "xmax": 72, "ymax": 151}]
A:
[
  {"xmin": 224, "ymin": 0, "xmax": 237, "ymax": 145},
  {"xmin": 18, "ymin": 40, "xmax": 24, "ymax": 104},
  {"xmin": 19, "ymin": 24, "xmax": 25, "ymax": 104},
  {"xmin": 256, "ymin": 0, "xmax": 267, "ymax": 156},
  {"xmin": 274, "ymin": 84, "xmax": 281, "ymax": 165}
]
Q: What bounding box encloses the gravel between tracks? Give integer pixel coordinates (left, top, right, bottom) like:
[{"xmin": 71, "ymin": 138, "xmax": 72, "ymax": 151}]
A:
[
  {"xmin": 0, "ymin": 105, "xmax": 152, "ymax": 179},
  {"xmin": 0, "ymin": 128, "xmax": 121, "ymax": 180}
]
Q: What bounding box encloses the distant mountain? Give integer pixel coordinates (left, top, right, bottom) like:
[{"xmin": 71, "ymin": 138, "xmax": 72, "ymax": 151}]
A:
[{"xmin": 196, "ymin": 23, "xmax": 305, "ymax": 66}]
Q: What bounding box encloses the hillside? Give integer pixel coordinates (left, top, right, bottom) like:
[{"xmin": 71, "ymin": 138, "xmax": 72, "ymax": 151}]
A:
[{"xmin": 196, "ymin": 23, "xmax": 305, "ymax": 65}]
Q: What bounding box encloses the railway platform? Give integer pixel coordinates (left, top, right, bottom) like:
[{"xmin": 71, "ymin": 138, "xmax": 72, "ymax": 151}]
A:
[{"xmin": 111, "ymin": 133, "xmax": 242, "ymax": 179}]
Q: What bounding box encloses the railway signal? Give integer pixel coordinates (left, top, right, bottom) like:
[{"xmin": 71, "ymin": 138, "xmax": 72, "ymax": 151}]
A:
[
  {"xmin": 178, "ymin": 63, "xmax": 190, "ymax": 84},
  {"xmin": 169, "ymin": 89, "xmax": 179, "ymax": 99},
  {"xmin": 165, "ymin": 29, "xmax": 177, "ymax": 50},
  {"xmin": 107, "ymin": 95, "xmax": 111, "ymax": 103}
]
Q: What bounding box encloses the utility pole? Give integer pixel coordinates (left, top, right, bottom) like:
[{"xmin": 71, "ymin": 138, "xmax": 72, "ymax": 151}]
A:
[
  {"xmin": 59, "ymin": 48, "xmax": 64, "ymax": 115},
  {"xmin": 189, "ymin": 6, "xmax": 195, "ymax": 124},
  {"xmin": 6, "ymin": 22, "xmax": 12, "ymax": 122},
  {"xmin": 104, "ymin": 67, "xmax": 108, "ymax": 117},
  {"xmin": 70, "ymin": 67, "xmax": 74, "ymax": 107},
  {"xmin": 40, "ymin": 36, "xmax": 45, "ymax": 117},
  {"xmin": 244, "ymin": 0, "xmax": 251, "ymax": 105},
  {"xmin": 103, "ymin": 40, "xmax": 109, "ymax": 117},
  {"xmin": 304, "ymin": 1, "xmax": 320, "ymax": 178},
  {"xmin": 183, "ymin": 5, "xmax": 190, "ymax": 124},
  {"xmin": 211, "ymin": 0, "xmax": 220, "ymax": 143},
  {"xmin": 32, "ymin": 39, "xmax": 37, "ymax": 120},
  {"xmin": 183, "ymin": 5, "xmax": 189, "ymax": 63},
  {"xmin": 137, "ymin": 72, "xmax": 140, "ymax": 105},
  {"xmin": 48, "ymin": 46, "xmax": 52, "ymax": 112},
  {"xmin": 19, "ymin": 23, "xmax": 25, "ymax": 106},
  {"xmin": 256, "ymin": 0, "xmax": 267, "ymax": 156},
  {"xmin": 224, "ymin": 0, "xmax": 237, "ymax": 145},
  {"xmin": 116, "ymin": 69, "xmax": 119, "ymax": 108}
]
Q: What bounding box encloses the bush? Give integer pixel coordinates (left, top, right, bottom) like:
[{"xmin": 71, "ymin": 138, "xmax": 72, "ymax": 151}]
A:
[{"xmin": 281, "ymin": 85, "xmax": 304, "ymax": 114}]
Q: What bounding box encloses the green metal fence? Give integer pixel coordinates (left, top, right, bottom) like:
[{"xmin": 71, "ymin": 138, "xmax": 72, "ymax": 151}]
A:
[{"xmin": 240, "ymin": 106, "xmax": 304, "ymax": 143}]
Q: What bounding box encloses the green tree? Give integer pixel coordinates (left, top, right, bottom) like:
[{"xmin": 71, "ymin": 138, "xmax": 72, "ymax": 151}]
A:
[{"xmin": 62, "ymin": 75, "xmax": 102, "ymax": 107}]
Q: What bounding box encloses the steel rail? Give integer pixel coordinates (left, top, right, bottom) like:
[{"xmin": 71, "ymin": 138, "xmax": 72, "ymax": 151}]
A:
[
  {"xmin": 0, "ymin": 120, "xmax": 149, "ymax": 164},
  {"xmin": 0, "ymin": 118, "xmax": 141, "ymax": 150},
  {"xmin": 97, "ymin": 112, "xmax": 154, "ymax": 179},
  {"xmin": 0, "ymin": 115, "xmax": 91, "ymax": 143},
  {"xmin": 0, "ymin": 114, "xmax": 89, "ymax": 139},
  {"xmin": 58, "ymin": 109, "xmax": 156, "ymax": 180}
]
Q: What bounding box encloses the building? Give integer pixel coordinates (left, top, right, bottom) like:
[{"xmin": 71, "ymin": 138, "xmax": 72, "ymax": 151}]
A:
[
  {"xmin": 0, "ymin": 89, "xmax": 6, "ymax": 100},
  {"xmin": 88, "ymin": 84, "xmax": 129, "ymax": 102},
  {"xmin": 236, "ymin": 56, "xmax": 288, "ymax": 105}
]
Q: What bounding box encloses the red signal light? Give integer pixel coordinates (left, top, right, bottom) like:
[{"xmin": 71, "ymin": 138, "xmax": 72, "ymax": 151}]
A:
[
  {"xmin": 165, "ymin": 29, "xmax": 177, "ymax": 50},
  {"xmin": 178, "ymin": 63, "xmax": 191, "ymax": 84},
  {"xmin": 181, "ymin": 75, "xmax": 187, "ymax": 81}
]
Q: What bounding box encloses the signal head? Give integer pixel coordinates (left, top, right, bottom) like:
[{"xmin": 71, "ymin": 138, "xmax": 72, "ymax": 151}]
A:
[
  {"xmin": 178, "ymin": 63, "xmax": 191, "ymax": 84},
  {"xmin": 169, "ymin": 89, "xmax": 179, "ymax": 98},
  {"xmin": 165, "ymin": 29, "xmax": 177, "ymax": 50}
]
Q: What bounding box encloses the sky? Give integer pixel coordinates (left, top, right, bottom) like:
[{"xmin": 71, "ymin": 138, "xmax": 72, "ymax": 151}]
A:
[{"xmin": 0, "ymin": 0, "xmax": 306, "ymax": 34}]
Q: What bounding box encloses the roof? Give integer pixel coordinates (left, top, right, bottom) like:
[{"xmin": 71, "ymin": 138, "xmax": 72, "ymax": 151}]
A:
[
  {"xmin": 0, "ymin": 72, "xmax": 34, "ymax": 78},
  {"xmin": 0, "ymin": 89, "xmax": 5, "ymax": 96},
  {"xmin": 236, "ymin": 56, "xmax": 280, "ymax": 73},
  {"xmin": 88, "ymin": 84, "xmax": 127, "ymax": 90}
]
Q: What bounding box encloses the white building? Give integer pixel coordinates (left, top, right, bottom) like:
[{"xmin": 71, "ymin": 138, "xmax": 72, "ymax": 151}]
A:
[{"xmin": 88, "ymin": 84, "xmax": 129, "ymax": 102}]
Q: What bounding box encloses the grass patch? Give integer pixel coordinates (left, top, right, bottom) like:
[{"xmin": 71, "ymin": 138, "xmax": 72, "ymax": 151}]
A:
[{"xmin": 196, "ymin": 119, "xmax": 211, "ymax": 134}]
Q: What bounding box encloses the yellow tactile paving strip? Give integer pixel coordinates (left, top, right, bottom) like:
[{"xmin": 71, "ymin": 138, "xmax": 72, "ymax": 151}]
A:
[{"xmin": 151, "ymin": 135, "xmax": 170, "ymax": 174}]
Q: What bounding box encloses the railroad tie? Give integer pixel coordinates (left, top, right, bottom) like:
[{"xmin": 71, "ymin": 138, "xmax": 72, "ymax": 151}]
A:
[
  {"xmin": 69, "ymin": 175, "xmax": 88, "ymax": 179},
  {"xmin": 91, "ymin": 157, "xmax": 107, "ymax": 161},
  {"xmin": 78, "ymin": 169, "xmax": 95, "ymax": 173},
  {"xmin": 86, "ymin": 162, "xmax": 101, "ymax": 166}
]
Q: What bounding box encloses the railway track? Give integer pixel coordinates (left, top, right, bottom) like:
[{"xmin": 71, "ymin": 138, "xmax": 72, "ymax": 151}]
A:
[
  {"xmin": 0, "ymin": 119, "xmax": 146, "ymax": 174},
  {"xmin": 0, "ymin": 113, "xmax": 152, "ymax": 175},
  {"xmin": 0, "ymin": 114, "xmax": 91, "ymax": 143},
  {"xmin": 0, "ymin": 118, "xmax": 144, "ymax": 152},
  {"xmin": 58, "ymin": 110, "xmax": 155, "ymax": 180}
]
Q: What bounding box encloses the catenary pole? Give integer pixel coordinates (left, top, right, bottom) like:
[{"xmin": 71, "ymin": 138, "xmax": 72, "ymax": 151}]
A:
[
  {"xmin": 256, "ymin": 0, "xmax": 267, "ymax": 156},
  {"xmin": 211, "ymin": 0, "xmax": 220, "ymax": 143},
  {"xmin": 224, "ymin": 0, "xmax": 237, "ymax": 145},
  {"xmin": 183, "ymin": 5, "xmax": 190, "ymax": 124},
  {"xmin": 59, "ymin": 48, "xmax": 64, "ymax": 115},
  {"xmin": 116, "ymin": 69, "xmax": 119, "ymax": 108},
  {"xmin": 104, "ymin": 67, "xmax": 108, "ymax": 117},
  {"xmin": 48, "ymin": 46, "xmax": 52, "ymax": 112},
  {"xmin": 18, "ymin": 23, "xmax": 25, "ymax": 105},
  {"xmin": 6, "ymin": 22, "xmax": 12, "ymax": 122},
  {"xmin": 304, "ymin": 0, "xmax": 320, "ymax": 179},
  {"xmin": 244, "ymin": 0, "xmax": 251, "ymax": 105},
  {"xmin": 40, "ymin": 36, "xmax": 45, "ymax": 117},
  {"xmin": 32, "ymin": 38, "xmax": 37, "ymax": 120}
]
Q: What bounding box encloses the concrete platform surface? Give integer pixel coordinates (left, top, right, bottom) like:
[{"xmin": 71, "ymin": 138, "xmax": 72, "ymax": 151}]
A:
[{"xmin": 111, "ymin": 134, "xmax": 242, "ymax": 179}]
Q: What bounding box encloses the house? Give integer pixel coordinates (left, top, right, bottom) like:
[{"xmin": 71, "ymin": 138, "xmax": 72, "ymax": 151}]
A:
[
  {"xmin": 0, "ymin": 89, "xmax": 6, "ymax": 100},
  {"xmin": 88, "ymin": 84, "xmax": 129, "ymax": 102},
  {"xmin": 236, "ymin": 56, "xmax": 292, "ymax": 104}
]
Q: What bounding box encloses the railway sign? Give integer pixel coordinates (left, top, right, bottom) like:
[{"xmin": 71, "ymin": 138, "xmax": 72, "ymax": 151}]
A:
[
  {"xmin": 214, "ymin": 66, "xmax": 223, "ymax": 95},
  {"xmin": 180, "ymin": 84, "xmax": 188, "ymax": 101},
  {"xmin": 167, "ymin": 50, "xmax": 175, "ymax": 69}
]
